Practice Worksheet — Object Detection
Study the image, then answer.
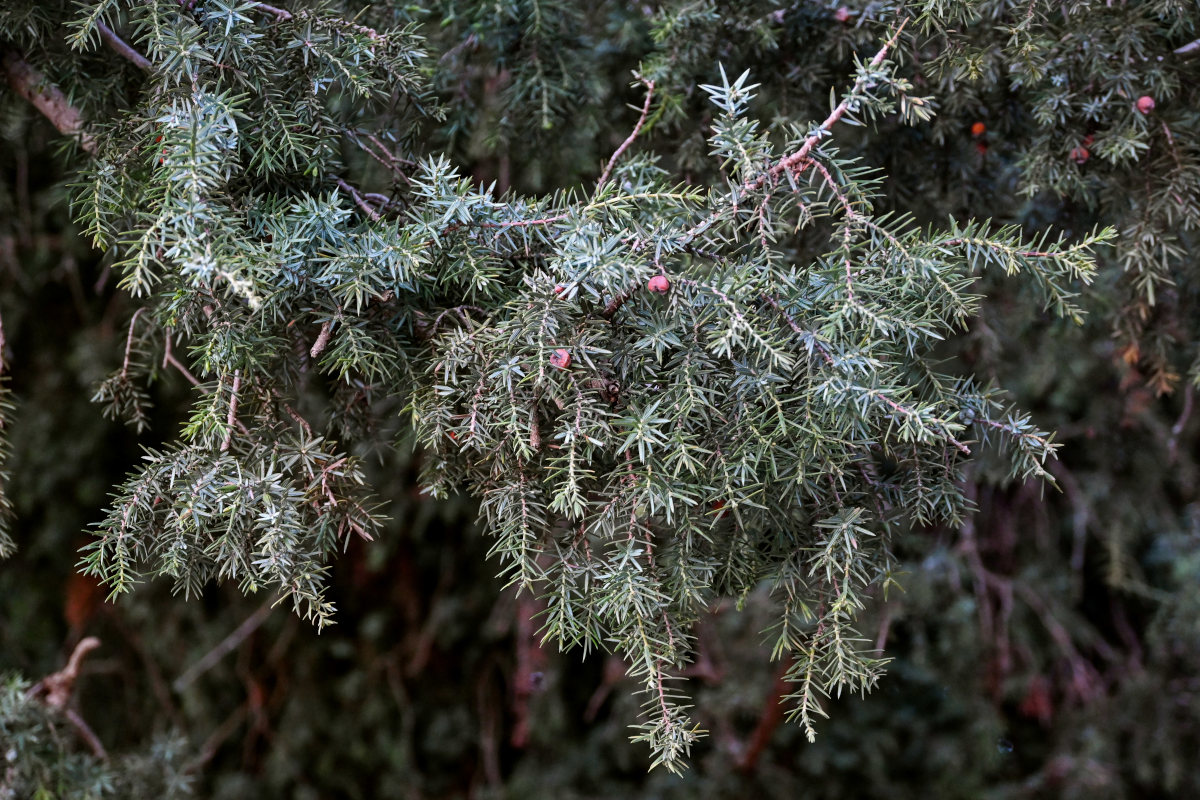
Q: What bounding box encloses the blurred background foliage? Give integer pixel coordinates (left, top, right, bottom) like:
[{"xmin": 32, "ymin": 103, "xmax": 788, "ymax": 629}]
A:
[{"xmin": 2, "ymin": 0, "xmax": 1200, "ymax": 797}]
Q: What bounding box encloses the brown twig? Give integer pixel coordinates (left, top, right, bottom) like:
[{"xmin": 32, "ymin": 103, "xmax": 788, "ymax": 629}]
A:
[
  {"xmin": 743, "ymin": 22, "xmax": 907, "ymax": 196},
  {"xmin": 96, "ymin": 20, "xmax": 152, "ymax": 71},
  {"xmin": 28, "ymin": 637, "xmax": 102, "ymax": 710},
  {"xmin": 254, "ymin": 2, "xmax": 293, "ymax": 20},
  {"xmin": 173, "ymin": 599, "xmax": 275, "ymax": 691},
  {"xmin": 63, "ymin": 708, "xmax": 109, "ymax": 760},
  {"xmin": 877, "ymin": 393, "xmax": 971, "ymax": 455},
  {"xmin": 673, "ymin": 23, "xmax": 906, "ymax": 251},
  {"xmin": 310, "ymin": 319, "xmax": 333, "ymax": 359},
  {"xmin": 221, "ymin": 370, "xmax": 241, "ymax": 452},
  {"xmin": 27, "ymin": 637, "xmax": 108, "ymax": 760},
  {"xmin": 737, "ymin": 658, "xmax": 793, "ymax": 772},
  {"xmin": 510, "ymin": 593, "xmax": 548, "ymax": 748},
  {"xmin": 2, "ymin": 53, "xmax": 97, "ymax": 154},
  {"xmin": 1167, "ymin": 381, "xmax": 1194, "ymax": 463},
  {"xmin": 601, "ymin": 283, "xmax": 640, "ymax": 319},
  {"xmin": 335, "ymin": 177, "xmax": 383, "ymax": 222},
  {"xmin": 184, "ymin": 703, "xmax": 249, "ymax": 774},
  {"xmin": 120, "ymin": 307, "xmax": 147, "ymax": 379},
  {"xmin": 163, "ymin": 331, "xmax": 205, "ymax": 390},
  {"xmin": 596, "ymin": 78, "xmax": 656, "ymax": 190},
  {"xmin": 347, "ymin": 131, "xmax": 415, "ymax": 186},
  {"xmin": 273, "ymin": 389, "xmax": 314, "ymax": 438}
]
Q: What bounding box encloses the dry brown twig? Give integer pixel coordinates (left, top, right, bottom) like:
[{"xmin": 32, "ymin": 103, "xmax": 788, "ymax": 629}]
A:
[
  {"xmin": 26, "ymin": 637, "xmax": 109, "ymax": 760},
  {"xmin": 596, "ymin": 77, "xmax": 656, "ymax": 191},
  {"xmin": 1, "ymin": 53, "xmax": 97, "ymax": 154}
]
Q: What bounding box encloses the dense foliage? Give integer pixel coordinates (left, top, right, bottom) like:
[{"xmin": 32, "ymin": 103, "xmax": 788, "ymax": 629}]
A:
[{"xmin": 2, "ymin": 0, "xmax": 1199, "ymax": 796}]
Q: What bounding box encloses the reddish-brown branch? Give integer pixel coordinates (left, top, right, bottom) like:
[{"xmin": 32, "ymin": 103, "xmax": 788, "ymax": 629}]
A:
[
  {"xmin": 28, "ymin": 637, "xmax": 101, "ymax": 710},
  {"xmin": 310, "ymin": 320, "xmax": 333, "ymax": 359},
  {"xmin": 601, "ymin": 283, "xmax": 640, "ymax": 319},
  {"xmin": 675, "ymin": 25, "xmax": 906, "ymax": 250},
  {"xmin": 173, "ymin": 599, "xmax": 275, "ymax": 691},
  {"xmin": 96, "ymin": 20, "xmax": 152, "ymax": 71},
  {"xmin": 163, "ymin": 331, "xmax": 205, "ymax": 390},
  {"xmin": 510, "ymin": 594, "xmax": 548, "ymax": 748},
  {"xmin": 742, "ymin": 22, "xmax": 906, "ymax": 196},
  {"xmin": 877, "ymin": 393, "xmax": 971, "ymax": 455},
  {"xmin": 274, "ymin": 389, "xmax": 314, "ymax": 438},
  {"xmin": 336, "ymin": 177, "xmax": 383, "ymax": 222},
  {"xmin": 254, "ymin": 2, "xmax": 293, "ymax": 20},
  {"xmin": 597, "ymin": 78, "xmax": 656, "ymax": 189},
  {"xmin": 2, "ymin": 53, "xmax": 97, "ymax": 154},
  {"xmin": 62, "ymin": 707, "xmax": 108, "ymax": 760},
  {"xmin": 27, "ymin": 637, "xmax": 109, "ymax": 759},
  {"xmin": 221, "ymin": 370, "xmax": 242, "ymax": 452},
  {"xmin": 737, "ymin": 658, "xmax": 793, "ymax": 772}
]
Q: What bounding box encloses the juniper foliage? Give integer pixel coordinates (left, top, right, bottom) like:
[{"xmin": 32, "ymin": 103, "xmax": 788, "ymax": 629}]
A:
[{"xmin": 1, "ymin": 0, "xmax": 1197, "ymax": 789}]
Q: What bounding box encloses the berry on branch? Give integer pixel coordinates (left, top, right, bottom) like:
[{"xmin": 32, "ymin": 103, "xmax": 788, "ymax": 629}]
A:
[{"xmin": 647, "ymin": 275, "xmax": 670, "ymax": 294}]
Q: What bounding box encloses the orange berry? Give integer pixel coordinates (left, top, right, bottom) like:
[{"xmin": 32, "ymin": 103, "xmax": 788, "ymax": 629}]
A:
[
  {"xmin": 550, "ymin": 348, "xmax": 571, "ymax": 369},
  {"xmin": 971, "ymin": 121, "xmax": 986, "ymax": 137}
]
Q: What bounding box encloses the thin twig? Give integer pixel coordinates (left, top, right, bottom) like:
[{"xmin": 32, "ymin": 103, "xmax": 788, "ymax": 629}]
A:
[
  {"xmin": 742, "ymin": 22, "xmax": 907, "ymax": 195},
  {"xmin": 677, "ymin": 23, "xmax": 906, "ymax": 248},
  {"xmin": 273, "ymin": 389, "xmax": 314, "ymax": 438},
  {"xmin": 347, "ymin": 131, "xmax": 414, "ymax": 186},
  {"xmin": 336, "ymin": 177, "xmax": 383, "ymax": 222},
  {"xmin": 120, "ymin": 307, "xmax": 147, "ymax": 379},
  {"xmin": 183, "ymin": 703, "xmax": 249, "ymax": 774},
  {"xmin": 162, "ymin": 331, "xmax": 205, "ymax": 390},
  {"xmin": 64, "ymin": 708, "xmax": 109, "ymax": 760},
  {"xmin": 310, "ymin": 320, "xmax": 333, "ymax": 359},
  {"xmin": 27, "ymin": 637, "xmax": 109, "ymax": 759},
  {"xmin": 254, "ymin": 2, "xmax": 293, "ymax": 20},
  {"xmin": 173, "ymin": 599, "xmax": 275, "ymax": 691},
  {"xmin": 96, "ymin": 20, "xmax": 152, "ymax": 71},
  {"xmin": 1, "ymin": 53, "xmax": 97, "ymax": 154},
  {"xmin": 221, "ymin": 370, "xmax": 241, "ymax": 452},
  {"xmin": 601, "ymin": 282, "xmax": 640, "ymax": 319},
  {"xmin": 1174, "ymin": 37, "xmax": 1200, "ymax": 56},
  {"xmin": 737, "ymin": 658, "xmax": 792, "ymax": 772},
  {"xmin": 1168, "ymin": 381, "xmax": 1195, "ymax": 463},
  {"xmin": 596, "ymin": 78, "xmax": 655, "ymax": 190},
  {"xmin": 877, "ymin": 393, "xmax": 971, "ymax": 455}
]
